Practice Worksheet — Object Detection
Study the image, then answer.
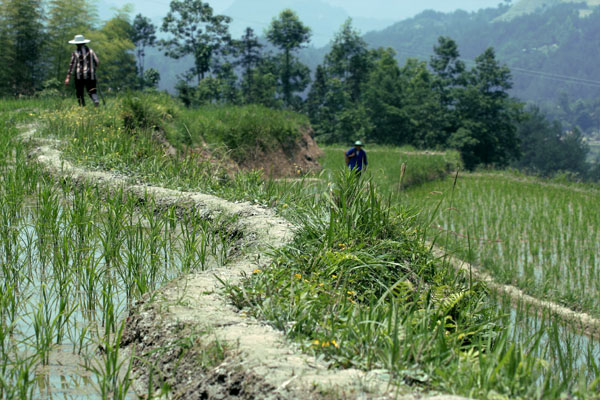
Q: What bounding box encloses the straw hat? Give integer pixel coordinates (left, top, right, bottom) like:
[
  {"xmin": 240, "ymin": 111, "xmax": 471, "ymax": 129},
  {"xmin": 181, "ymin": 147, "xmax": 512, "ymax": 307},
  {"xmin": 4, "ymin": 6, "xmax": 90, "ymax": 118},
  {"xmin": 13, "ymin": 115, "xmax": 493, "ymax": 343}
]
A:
[{"xmin": 68, "ymin": 34, "xmax": 91, "ymax": 44}]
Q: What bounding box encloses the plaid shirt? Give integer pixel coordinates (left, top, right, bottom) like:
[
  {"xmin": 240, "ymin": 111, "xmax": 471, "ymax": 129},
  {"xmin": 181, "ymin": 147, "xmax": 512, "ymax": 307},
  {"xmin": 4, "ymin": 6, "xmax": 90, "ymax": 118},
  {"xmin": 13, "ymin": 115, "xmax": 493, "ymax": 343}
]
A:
[{"xmin": 67, "ymin": 46, "xmax": 99, "ymax": 80}]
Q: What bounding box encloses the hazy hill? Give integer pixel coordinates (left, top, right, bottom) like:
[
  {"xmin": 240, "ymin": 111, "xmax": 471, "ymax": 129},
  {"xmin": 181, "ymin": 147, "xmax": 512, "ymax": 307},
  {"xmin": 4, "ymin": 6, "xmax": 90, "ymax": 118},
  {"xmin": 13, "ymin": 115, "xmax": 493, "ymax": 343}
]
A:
[
  {"xmin": 496, "ymin": 0, "xmax": 600, "ymax": 20},
  {"xmin": 363, "ymin": 2, "xmax": 600, "ymax": 103}
]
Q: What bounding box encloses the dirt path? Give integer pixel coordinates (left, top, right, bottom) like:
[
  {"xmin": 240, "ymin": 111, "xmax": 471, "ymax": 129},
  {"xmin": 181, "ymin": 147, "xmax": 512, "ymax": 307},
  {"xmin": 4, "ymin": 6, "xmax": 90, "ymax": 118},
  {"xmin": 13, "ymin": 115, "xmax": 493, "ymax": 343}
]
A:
[
  {"xmin": 26, "ymin": 133, "xmax": 464, "ymax": 399},
  {"xmin": 433, "ymin": 248, "xmax": 600, "ymax": 338}
]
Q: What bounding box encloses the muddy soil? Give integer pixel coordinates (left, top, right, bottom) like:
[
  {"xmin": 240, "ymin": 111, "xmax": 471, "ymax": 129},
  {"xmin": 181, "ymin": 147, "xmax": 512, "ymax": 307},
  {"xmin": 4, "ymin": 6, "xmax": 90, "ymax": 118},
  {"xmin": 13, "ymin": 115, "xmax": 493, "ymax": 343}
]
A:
[
  {"xmin": 27, "ymin": 127, "xmax": 600, "ymax": 397},
  {"xmin": 29, "ymin": 135, "xmax": 465, "ymax": 399}
]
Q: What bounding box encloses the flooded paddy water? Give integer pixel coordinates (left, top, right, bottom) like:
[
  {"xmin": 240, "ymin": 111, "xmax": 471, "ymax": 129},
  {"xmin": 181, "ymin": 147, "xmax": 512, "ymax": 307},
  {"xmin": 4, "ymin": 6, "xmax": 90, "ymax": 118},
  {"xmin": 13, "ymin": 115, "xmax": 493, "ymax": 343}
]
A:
[
  {"xmin": 0, "ymin": 177, "xmax": 237, "ymax": 398},
  {"xmin": 2, "ymin": 118, "xmax": 600, "ymax": 397}
]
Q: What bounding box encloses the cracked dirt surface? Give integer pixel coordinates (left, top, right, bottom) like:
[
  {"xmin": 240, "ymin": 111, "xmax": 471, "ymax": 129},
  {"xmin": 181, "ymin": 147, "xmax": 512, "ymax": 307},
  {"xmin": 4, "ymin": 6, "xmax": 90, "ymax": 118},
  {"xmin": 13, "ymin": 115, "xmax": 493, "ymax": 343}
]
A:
[{"xmin": 27, "ymin": 135, "xmax": 466, "ymax": 399}]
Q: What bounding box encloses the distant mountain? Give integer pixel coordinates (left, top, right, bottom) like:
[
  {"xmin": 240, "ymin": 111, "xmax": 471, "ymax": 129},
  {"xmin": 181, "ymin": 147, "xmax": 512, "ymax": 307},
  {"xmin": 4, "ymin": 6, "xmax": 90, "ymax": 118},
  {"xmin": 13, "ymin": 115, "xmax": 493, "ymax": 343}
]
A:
[
  {"xmin": 496, "ymin": 0, "xmax": 600, "ymax": 21},
  {"xmin": 362, "ymin": 1, "xmax": 600, "ymax": 103}
]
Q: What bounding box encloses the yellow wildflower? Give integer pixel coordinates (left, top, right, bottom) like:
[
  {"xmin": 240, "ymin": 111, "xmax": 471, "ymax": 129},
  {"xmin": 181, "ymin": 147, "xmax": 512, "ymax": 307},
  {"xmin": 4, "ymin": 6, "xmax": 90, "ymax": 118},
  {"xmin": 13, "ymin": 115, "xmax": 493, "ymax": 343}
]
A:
[
  {"xmin": 294, "ymin": 273, "xmax": 302, "ymax": 279},
  {"xmin": 331, "ymin": 340, "xmax": 339, "ymax": 348},
  {"xmin": 253, "ymin": 269, "xmax": 261, "ymax": 274}
]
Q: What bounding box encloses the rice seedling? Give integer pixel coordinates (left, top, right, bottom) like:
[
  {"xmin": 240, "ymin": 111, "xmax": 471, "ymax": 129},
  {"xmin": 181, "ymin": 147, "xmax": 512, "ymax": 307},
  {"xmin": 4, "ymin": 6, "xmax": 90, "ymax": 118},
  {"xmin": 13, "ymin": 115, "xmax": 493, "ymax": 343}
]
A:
[
  {"xmin": 319, "ymin": 145, "xmax": 462, "ymax": 191},
  {"xmin": 0, "ymin": 98, "xmax": 242, "ymax": 398},
  {"xmin": 5, "ymin": 93, "xmax": 600, "ymax": 398},
  {"xmin": 225, "ymin": 168, "xmax": 600, "ymax": 398},
  {"xmin": 403, "ymin": 173, "xmax": 600, "ymax": 317}
]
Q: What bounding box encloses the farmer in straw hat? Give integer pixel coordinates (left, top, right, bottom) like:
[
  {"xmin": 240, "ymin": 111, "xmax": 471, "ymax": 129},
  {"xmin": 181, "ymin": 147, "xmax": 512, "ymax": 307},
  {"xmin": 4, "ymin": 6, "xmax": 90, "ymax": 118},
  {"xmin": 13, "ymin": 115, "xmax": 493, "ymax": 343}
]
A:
[
  {"xmin": 64, "ymin": 34, "xmax": 100, "ymax": 107},
  {"xmin": 345, "ymin": 140, "xmax": 368, "ymax": 175}
]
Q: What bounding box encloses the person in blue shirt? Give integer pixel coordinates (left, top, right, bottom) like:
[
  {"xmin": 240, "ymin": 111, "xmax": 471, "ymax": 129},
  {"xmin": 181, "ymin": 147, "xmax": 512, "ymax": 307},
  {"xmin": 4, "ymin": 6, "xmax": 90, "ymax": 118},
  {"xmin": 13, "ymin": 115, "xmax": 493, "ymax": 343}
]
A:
[{"xmin": 345, "ymin": 140, "xmax": 367, "ymax": 174}]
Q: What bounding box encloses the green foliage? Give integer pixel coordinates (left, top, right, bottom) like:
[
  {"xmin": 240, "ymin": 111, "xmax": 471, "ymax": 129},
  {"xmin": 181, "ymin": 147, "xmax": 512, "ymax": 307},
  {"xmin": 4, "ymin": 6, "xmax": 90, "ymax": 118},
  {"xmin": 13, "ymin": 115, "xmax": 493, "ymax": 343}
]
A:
[
  {"xmin": 312, "ymin": 32, "xmax": 521, "ymax": 171},
  {"xmin": 177, "ymin": 103, "xmax": 307, "ymax": 163},
  {"xmin": 45, "ymin": 0, "xmax": 98, "ymax": 83},
  {"xmin": 266, "ymin": 9, "xmax": 312, "ymax": 107},
  {"xmin": 513, "ymin": 106, "xmax": 591, "ymax": 177},
  {"xmin": 174, "ymin": 63, "xmax": 241, "ymax": 107},
  {"xmin": 234, "ymin": 27, "xmax": 263, "ymax": 97},
  {"xmin": 132, "ymin": 13, "xmax": 156, "ymax": 84},
  {"xmin": 362, "ymin": 48, "xmax": 406, "ymax": 144},
  {"xmin": 89, "ymin": 8, "xmax": 138, "ymax": 92},
  {"xmin": 159, "ymin": 0, "xmax": 232, "ymax": 83},
  {"xmin": 142, "ymin": 68, "xmax": 160, "ymax": 89},
  {"xmin": 324, "ymin": 19, "xmax": 371, "ymax": 102},
  {"xmin": 0, "ymin": 0, "xmax": 45, "ymax": 95},
  {"xmin": 451, "ymin": 48, "xmax": 521, "ymax": 170},
  {"xmin": 240, "ymin": 62, "xmax": 281, "ymax": 108}
]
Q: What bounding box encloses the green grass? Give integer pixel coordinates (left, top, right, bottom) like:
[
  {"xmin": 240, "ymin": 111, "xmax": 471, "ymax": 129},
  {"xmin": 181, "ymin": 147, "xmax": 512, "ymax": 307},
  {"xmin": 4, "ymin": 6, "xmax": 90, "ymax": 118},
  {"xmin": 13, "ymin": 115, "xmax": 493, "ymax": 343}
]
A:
[
  {"xmin": 0, "ymin": 98, "xmax": 240, "ymax": 398},
  {"xmin": 401, "ymin": 172, "xmax": 600, "ymax": 317},
  {"xmin": 319, "ymin": 145, "xmax": 462, "ymax": 191},
  {"xmin": 225, "ymin": 171, "xmax": 600, "ymax": 398},
  {"xmin": 4, "ymin": 93, "xmax": 600, "ymax": 398},
  {"xmin": 176, "ymin": 102, "xmax": 309, "ymax": 163}
]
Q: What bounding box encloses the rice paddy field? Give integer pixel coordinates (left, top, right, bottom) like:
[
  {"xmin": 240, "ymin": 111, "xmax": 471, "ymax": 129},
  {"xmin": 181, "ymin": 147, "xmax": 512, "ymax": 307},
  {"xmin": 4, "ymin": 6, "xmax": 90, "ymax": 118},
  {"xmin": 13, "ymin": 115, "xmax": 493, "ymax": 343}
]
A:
[
  {"xmin": 2, "ymin": 95, "xmax": 600, "ymax": 398},
  {"xmin": 401, "ymin": 172, "xmax": 600, "ymax": 317},
  {"xmin": 0, "ymin": 100, "xmax": 238, "ymax": 398}
]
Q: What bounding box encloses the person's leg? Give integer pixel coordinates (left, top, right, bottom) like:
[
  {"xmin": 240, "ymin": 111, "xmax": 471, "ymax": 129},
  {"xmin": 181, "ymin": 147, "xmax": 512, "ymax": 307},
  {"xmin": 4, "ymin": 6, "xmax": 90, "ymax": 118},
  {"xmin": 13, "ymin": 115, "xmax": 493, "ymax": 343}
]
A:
[
  {"xmin": 85, "ymin": 79, "xmax": 100, "ymax": 106},
  {"xmin": 75, "ymin": 79, "xmax": 85, "ymax": 106}
]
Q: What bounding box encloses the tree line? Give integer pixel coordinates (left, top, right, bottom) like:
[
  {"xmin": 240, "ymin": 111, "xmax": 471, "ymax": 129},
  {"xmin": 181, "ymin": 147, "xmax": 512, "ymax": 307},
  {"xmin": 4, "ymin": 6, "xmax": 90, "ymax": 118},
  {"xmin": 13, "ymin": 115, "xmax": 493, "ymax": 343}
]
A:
[{"xmin": 0, "ymin": 0, "xmax": 595, "ymax": 177}]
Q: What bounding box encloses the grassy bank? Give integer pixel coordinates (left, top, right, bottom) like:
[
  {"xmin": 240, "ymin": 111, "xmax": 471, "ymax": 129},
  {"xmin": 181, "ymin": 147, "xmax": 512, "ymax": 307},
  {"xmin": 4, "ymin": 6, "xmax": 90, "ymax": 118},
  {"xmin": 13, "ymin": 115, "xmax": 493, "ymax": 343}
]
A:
[
  {"xmin": 319, "ymin": 145, "xmax": 462, "ymax": 191},
  {"xmin": 0, "ymin": 99, "xmax": 239, "ymax": 398},
  {"xmin": 4, "ymin": 94, "xmax": 600, "ymax": 398}
]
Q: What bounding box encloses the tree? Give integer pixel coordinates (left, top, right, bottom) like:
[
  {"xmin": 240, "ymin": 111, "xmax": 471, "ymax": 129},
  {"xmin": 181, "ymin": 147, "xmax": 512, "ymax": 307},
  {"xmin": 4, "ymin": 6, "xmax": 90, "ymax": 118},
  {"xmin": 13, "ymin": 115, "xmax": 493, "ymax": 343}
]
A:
[
  {"xmin": 399, "ymin": 59, "xmax": 443, "ymax": 148},
  {"xmin": 0, "ymin": 0, "xmax": 45, "ymax": 95},
  {"xmin": 45, "ymin": 0, "xmax": 97, "ymax": 83},
  {"xmin": 132, "ymin": 14, "xmax": 156, "ymax": 86},
  {"xmin": 325, "ymin": 19, "xmax": 370, "ymax": 102},
  {"xmin": 88, "ymin": 7, "xmax": 137, "ymax": 92},
  {"xmin": 306, "ymin": 65, "xmax": 329, "ymax": 126},
  {"xmin": 428, "ymin": 36, "xmax": 466, "ymax": 143},
  {"xmin": 159, "ymin": 0, "xmax": 231, "ymax": 83},
  {"xmin": 143, "ymin": 68, "xmax": 160, "ymax": 89},
  {"xmin": 234, "ymin": 27, "xmax": 263, "ymax": 101},
  {"xmin": 266, "ymin": 9, "xmax": 311, "ymax": 107},
  {"xmin": 452, "ymin": 48, "xmax": 521, "ymax": 169},
  {"xmin": 240, "ymin": 58, "xmax": 280, "ymax": 108},
  {"xmin": 362, "ymin": 48, "xmax": 406, "ymax": 144},
  {"xmin": 514, "ymin": 106, "xmax": 590, "ymax": 177},
  {"xmin": 0, "ymin": 6, "xmax": 15, "ymax": 95}
]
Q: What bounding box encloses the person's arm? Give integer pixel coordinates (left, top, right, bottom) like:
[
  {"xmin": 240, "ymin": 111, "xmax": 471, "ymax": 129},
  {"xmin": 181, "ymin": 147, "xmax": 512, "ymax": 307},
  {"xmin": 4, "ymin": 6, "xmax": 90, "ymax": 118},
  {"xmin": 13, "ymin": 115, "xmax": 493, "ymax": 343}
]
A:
[
  {"xmin": 91, "ymin": 49, "xmax": 99, "ymax": 66},
  {"xmin": 345, "ymin": 149, "xmax": 355, "ymax": 166},
  {"xmin": 65, "ymin": 52, "xmax": 75, "ymax": 86}
]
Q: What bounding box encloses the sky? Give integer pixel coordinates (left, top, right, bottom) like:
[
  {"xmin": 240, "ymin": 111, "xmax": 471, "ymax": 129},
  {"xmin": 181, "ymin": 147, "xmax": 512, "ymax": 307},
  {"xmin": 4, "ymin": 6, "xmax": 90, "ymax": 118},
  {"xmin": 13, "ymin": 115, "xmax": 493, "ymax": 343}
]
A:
[
  {"xmin": 218, "ymin": 0, "xmax": 504, "ymax": 19},
  {"xmin": 99, "ymin": 0, "xmax": 509, "ymax": 45},
  {"xmin": 102, "ymin": 0, "xmax": 506, "ymax": 21}
]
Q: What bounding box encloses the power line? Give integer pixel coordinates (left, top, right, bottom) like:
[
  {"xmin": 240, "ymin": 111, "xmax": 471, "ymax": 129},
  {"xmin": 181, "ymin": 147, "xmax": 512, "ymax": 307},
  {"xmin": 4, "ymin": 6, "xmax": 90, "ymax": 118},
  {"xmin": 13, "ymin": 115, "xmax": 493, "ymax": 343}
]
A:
[{"xmin": 390, "ymin": 44, "xmax": 600, "ymax": 90}]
